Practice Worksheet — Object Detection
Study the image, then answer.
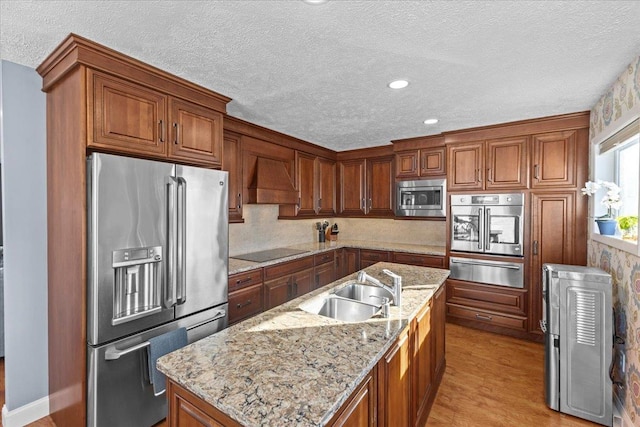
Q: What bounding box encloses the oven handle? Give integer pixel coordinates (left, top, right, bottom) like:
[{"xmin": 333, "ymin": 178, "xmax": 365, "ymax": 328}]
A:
[
  {"xmin": 450, "ymin": 259, "xmax": 522, "ymax": 270},
  {"xmin": 477, "ymin": 208, "xmax": 484, "ymax": 251},
  {"xmin": 104, "ymin": 310, "xmax": 226, "ymax": 361},
  {"xmin": 485, "ymin": 208, "xmax": 491, "ymax": 251}
]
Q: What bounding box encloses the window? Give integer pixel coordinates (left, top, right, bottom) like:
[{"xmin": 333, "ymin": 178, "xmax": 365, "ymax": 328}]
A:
[{"xmin": 593, "ymin": 118, "xmax": 640, "ymax": 252}]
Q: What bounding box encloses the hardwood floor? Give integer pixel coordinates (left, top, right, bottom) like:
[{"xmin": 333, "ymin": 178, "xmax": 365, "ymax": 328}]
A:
[
  {"xmin": 426, "ymin": 323, "xmax": 598, "ymax": 427},
  {"xmin": 6, "ymin": 324, "xmax": 598, "ymax": 427}
]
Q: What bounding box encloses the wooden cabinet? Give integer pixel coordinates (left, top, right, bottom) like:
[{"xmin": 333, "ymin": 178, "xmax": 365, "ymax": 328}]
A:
[
  {"xmin": 228, "ymin": 270, "xmax": 264, "ymax": 325},
  {"xmin": 337, "ymin": 248, "xmax": 360, "ymax": 278},
  {"xmin": 392, "ymin": 252, "xmax": 445, "ymax": 268},
  {"xmin": 431, "ymin": 285, "xmax": 446, "ymax": 381},
  {"xmin": 314, "ymin": 251, "xmax": 337, "ymax": 289},
  {"xmin": 378, "ymin": 327, "xmax": 411, "ymax": 427},
  {"xmin": 447, "ymin": 137, "xmax": 528, "ymax": 191},
  {"xmin": 411, "ymin": 299, "xmax": 433, "ymax": 426},
  {"xmin": 446, "ymin": 278, "xmax": 528, "ymax": 333},
  {"xmin": 296, "ymin": 152, "xmax": 337, "ymax": 216},
  {"xmin": 338, "ymin": 156, "xmax": 394, "ymax": 217},
  {"xmin": 89, "ymin": 70, "xmax": 223, "ymax": 167},
  {"xmin": 531, "ymin": 130, "xmax": 580, "ymax": 188},
  {"xmin": 223, "ymin": 131, "xmax": 243, "ymax": 223},
  {"xmin": 395, "ymin": 147, "xmax": 446, "ymax": 179},
  {"xmin": 328, "ymin": 371, "xmax": 377, "ymax": 427},
  {"xmin": 529, "ymin": 191, "xmax": 587, "ymax": 335},
  {"xmin": 169, "ymin": 381, "xmax": 241, "ymax": 427},
  {"xmin": 359, "ymin": 249, "xmax": 391, "ymax": 268},
  {"xmin": 264, "ymin": 256, "xmax": 314, "ymax": 310}
]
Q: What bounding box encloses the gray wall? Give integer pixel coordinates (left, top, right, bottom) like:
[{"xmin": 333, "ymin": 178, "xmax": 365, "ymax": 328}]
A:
[{"xmin": 0, "ymin": 60, "xmax": 48, "ymax": 410}]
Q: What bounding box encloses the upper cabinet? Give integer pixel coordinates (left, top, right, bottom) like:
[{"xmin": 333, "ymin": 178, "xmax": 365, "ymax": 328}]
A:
[
  {"xmin": 447, "ymin": 136, "xmax": 528, "ymax": 191},
  {"xmin": 395, "ymin": 147, "xmax": 446, "ymax": 179},
  {"xmin": 296, "ymin": 152, "xmax": 337, "ymax": 217},
  {"xmin": 88, "ymin": 69, "xmax": 225, "ymax": 168},
  {"xmin": 531, "ymin": 130, "xmax": 579, "ymax": 188},
  {"xmin": 338, "ymin": 153, "xmax": 394, "ymax": 217},
  {"xmin": 222, "ymin": 130, "xmax": 243, "ymax": 223}
]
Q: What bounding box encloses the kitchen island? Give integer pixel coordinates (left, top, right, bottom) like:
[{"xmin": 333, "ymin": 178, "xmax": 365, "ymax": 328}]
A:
[{"xmin": 157, "ymin": 262, "xmax": 449, "ymax": 427}]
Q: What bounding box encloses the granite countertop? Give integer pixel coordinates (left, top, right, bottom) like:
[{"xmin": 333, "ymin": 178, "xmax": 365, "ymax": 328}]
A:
[
  {"xmin": 157, "ymin": 262, "xmax": 450, "ymax": 427},
  {"xmin": 228, "ymin": 240, "xmax": 446, "ymax": 275}
]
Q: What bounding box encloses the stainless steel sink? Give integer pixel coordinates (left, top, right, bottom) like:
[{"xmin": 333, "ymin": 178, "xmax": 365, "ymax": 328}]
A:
[
  {"xmin": 333, "ymin": 282, "xmax": 394, "ymax": 305},
  {"xmin": 316, "ymin": 297, "xmax": 381, "ymax": 322}
]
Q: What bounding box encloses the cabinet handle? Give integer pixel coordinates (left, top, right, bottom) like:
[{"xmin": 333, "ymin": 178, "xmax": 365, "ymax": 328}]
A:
[
  {"xmin": 361, "ymin": 198, "xmax": 366, "ymax": 210},
  {"xmin": 476, "ymin": 168, "xmax": 482, "ymax": 182},
  {"xmin": 318, "ymin": 198, "xmax": 322, "ymax": 209},
  {"xmin": 173, "ymin": 123, "xmax": 179, "ymax": 145},
  {"xmin": 533, "ymin": 240, "xmax": 539, "ymax": 255},
  {"xmin": 368, "ymin": 198, "xmax": 372, "ymax": 209},
  {"xmin": 159, "ymin": 120, "xmax": 165, "ymax": 143},
  {"xmin": 235, "ymin": 277, "xmax": 252, "ymax": 285},
  {"xmin": 534, "ymin": 164, "xmax": 539, "ymax": 180},
  {"xmin": 298, "ymin": 197, "xmax": 301, "ymax": 208},
  {"xmin": 237, "ymin": 193, "xmax": 242, "ymax": 210},
  {"xmin": 236, "ymin": 300, "xmax": 252, "ymax": 309},
  {"xmin": 487, "ymin": 168, "xmax": 493, "ymax": 182},
  {"xmin": 475, "ymin": 313, "xmax": 492, "ymax": 321}
]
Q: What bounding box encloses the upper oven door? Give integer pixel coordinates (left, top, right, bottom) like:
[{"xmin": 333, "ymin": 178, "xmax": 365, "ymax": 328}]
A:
[
  {"xmin": 451, "ymin": 206, "xmax": 485, "ymax": 253},
  {"xmin": 484, "ymin": 205, "xmax": 524, "ymax": 256}
]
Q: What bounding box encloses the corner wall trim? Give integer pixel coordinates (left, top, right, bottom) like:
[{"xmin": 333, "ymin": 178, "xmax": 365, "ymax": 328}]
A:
[{"xmin": 2, "ymin": 396, "xmax": 50, "ymax": 427}]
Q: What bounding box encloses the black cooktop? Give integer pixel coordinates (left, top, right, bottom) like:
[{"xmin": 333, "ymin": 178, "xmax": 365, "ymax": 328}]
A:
[{"xmin": 231, "ymin": 247, "xmax": 309, "ymax": 263}]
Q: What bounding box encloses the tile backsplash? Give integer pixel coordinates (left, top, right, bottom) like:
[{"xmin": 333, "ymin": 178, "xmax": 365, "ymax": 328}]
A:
[{"xmin": 229, "ymin": 204, "xmax": 446, "ymax": 256}]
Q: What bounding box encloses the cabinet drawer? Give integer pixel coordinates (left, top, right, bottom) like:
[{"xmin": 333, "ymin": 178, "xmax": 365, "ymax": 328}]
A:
[
  {"xmin": 446, "ymin": 279, "xmax": 526, "ymax": 316},
  {"xmin": 314, "ymin": 250, "xmax": 336, "ymax": 266},
  {"xmin": 264, "ymin": 256, "xmax": 314, "ymax": 280},
  {"xmin": 392, "ymin": 252, "xmax": 444, "ymax": 268},
  {"xmin": 446, "ymin": 303, "xmax": 527, "ymax": 331},
  {"xmin": 228, "ymin": 284, "xmax": 263, "ymax": 325},
  {"xmin": 360, "ymin": 250, "xmax": 390, "ymax": 262},
  {"xmin": 228, "ymin": 269, "xmax": 263, "ymax": 292}
]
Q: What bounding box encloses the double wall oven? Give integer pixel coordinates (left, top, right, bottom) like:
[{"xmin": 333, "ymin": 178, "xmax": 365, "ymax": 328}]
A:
[{"xmin": 449, "ymin": 193, "xmax": 525, "ymax": 288}]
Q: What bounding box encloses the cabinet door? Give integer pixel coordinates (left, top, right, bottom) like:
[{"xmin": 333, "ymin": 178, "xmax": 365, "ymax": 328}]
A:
[
  {"xmin": 228, "ymin": 284, "xmax": 263, "ymax": 325},
  {"xmin": 412, "ymin": 301, "xmax": 432, "ymax": 426},
  {"xmin": 329, "ymin": 371, "xmax": 376, "ymax": 427},
  {"xmin": 318, "ymin": 157, "xmax": 337, "ymax": 216},
  {"xmin": 447, "ymin": 142, "xmax": 484, "ymax": 191},
  {"xmin": 338, "ymin": 248, "xmax": 360, "ymax": 278},
  {"xmin": 89, "ymin": 70, "xmax": 167, "ymax": 156},
  {"xmin": 315, "ymin": 262, "xmax": 336, "ymax": 289},
  {"xmin": 366, "ymin": 156, "xmax": 395, "ymax": 216},
  {"xmin": 297, "ymin": 152, "xmax": 318, "ymax": 216},
  {"xmin": 338, "ymin": 159, "xmax": 366, "ymax": 215},
  {"xmin": 264, "ymin": 276, "xmax": 291, "ymax": 310},
  {"xmin": 378, "ymin": 327, "xmax": 411, "ymax": 427},
  {"xmin": 392, "ymin": 252, "xmax": 445, "ymax": 268},
  {"xmin": 395, "ymin": 150, "xmax": 420, "ymax": 179},
  {"xmin": 529, "ymin": 192, "xmax": 577, "ymax": 335},
  {"xmin": 531, "ymin": 131, "xmax": 577, "ymax": 188},
  {"xmin": 485, "ymin": 136, "xmax": 529, "ymax": 189},
  {"xmin": 360, "ymin": 250, "xmax": 391, "ymax": 268},
  {"xmin": 431, "ymin": 285, "xmax": 446, "ymax": 379},
  {"xmin": 169, "ymin": 98, "xmax": 223, "ymax": 167},
  {"xmin": 420, "ymin": 147, "xmax": 446, "ymax": 177},
  {"xmin": 223, "ymin": 131, "xmax": 243, "ymax": 223},
  {"xmin": 291, "ymin": 267, "xmax": 314, "ymax": 299}
]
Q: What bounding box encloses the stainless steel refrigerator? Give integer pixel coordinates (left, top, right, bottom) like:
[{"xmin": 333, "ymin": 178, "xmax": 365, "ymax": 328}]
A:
[
  {"xmin": 542, "ymin": 263, "xmax": 612, "ymax": 426},
  {"xmin": 86, "ymin": 153, "xmax": 229, "ymax": 427}
]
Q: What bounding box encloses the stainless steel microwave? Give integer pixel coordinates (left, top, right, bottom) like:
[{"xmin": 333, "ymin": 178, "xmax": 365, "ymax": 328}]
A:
[{"xmin": 395, "ymin": 179, "xmax": 446, "ymax": 217}]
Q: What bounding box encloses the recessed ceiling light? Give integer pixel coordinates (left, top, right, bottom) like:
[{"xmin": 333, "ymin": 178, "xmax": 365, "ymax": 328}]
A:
[
  {"xmin": 388, "ymin": 80, "xmax": 409, "ymax": 89},
  {"xmin": 302, "ymin": 0, "xmax": 328, "ymax": 4},
  {"xmin": 424, "ymin": 118, "xmax": 439, "ymax": 125}
]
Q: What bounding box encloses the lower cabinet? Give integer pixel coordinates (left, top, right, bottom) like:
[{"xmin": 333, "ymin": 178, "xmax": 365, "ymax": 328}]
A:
[
  {"xmin": 359, "ymin": 250, "xmax": 391, "ymax": 268},
  {"xmin": 412, "ymin": 299, "xmax": 433, "ymax": 427},
  {"xmin": 328, "ymin": 370, "xmax": 377, "ymax": 427},
  {"xmin": 315, "ymin": 251, "xmax": 337, "ymax": 289},
  {"xmin": 264, "ymin": 256, "xmax": 314, "ymax": 310},
  {"xmin": 168, "ymin": 381, "xmax": 242, "ymax": 427},
  {"xmin": 378, "ymin": 327, "xmax": 411, "ymax": 427},
  {"xmin": 228, "ymin": 270, "xmax": 264, "ymax": 326},
  {"xmin": 392, "ymin": 252, "xmax": 444, "ymax": 269},
  {"xmin": 338, "ymin": 248, "xmax": 360, "ymax": 277}
]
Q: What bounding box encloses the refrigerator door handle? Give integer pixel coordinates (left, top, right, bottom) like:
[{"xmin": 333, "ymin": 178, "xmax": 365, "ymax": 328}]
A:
[
  {"xmin": 105, "ymin": 341, "xmax": 150, "ymax": 361},
  {"xmin": 164, "ymin": 176, "xmax": 178, "ymax": 308},
  {"xmin": 176, "ymin": 177, "xmax": 187, "ymax": 305}
]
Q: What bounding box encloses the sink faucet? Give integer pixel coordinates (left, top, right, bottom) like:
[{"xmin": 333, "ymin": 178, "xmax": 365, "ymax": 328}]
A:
[{"xmin": 356, "ymin": 269, "xmax": 402, "ymax": 307}]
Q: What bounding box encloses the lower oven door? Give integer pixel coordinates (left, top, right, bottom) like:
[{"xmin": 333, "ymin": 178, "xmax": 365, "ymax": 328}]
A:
[
  {"xmin": 449, "ymin": 257, "xmax": 524, "ymax": 288},
  {"xmin": 87, "ymin": 304, "xmax": 228, "ymax": 427}
]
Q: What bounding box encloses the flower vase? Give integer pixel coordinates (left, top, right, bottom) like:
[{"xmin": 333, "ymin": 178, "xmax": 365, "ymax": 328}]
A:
[{"xmin": 595, "ymin": 219, "xmax": 617, "ymax": 236}]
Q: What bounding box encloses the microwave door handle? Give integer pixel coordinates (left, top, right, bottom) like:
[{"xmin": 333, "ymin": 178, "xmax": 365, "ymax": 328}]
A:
[
  {"xmin": 485, "ymin": 208, "xmax": 491, "ymax": 251},
  {"xmin": 164, "ymin": 176, "xmax": 177, "ymax": 308},
  {"xmin": 176, "ymin": 177, "xmax": 187, "ymax": 305},
  {"xmin": 477, "ymin": 208, "xmax": 484, "ymax": 251}
]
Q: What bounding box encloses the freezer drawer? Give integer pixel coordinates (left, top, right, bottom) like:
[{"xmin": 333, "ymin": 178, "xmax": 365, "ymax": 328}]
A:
[{"xmin": 87, "ymin": 305, "xmax": 227, "ymax": 427}]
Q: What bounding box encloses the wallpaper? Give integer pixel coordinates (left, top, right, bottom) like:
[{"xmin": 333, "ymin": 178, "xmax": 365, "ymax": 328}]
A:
[{"xmin": 589, "ymin": 55, "xmax": 640, "ymax": 423}]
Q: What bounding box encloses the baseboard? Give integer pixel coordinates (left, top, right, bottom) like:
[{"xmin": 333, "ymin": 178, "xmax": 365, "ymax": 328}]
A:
[
  {"xmin": 2, "ymin": 396, "xmax": 49, "ymax": 427},
  {"xmin": 613, "ymin": 391, "xmax": 633, "ymax": 427}
]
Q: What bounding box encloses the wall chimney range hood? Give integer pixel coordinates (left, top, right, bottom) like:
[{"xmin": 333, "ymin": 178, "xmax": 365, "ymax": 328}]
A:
[{"xmin": 247, "ymin": 157, "xmax": 298, "ymax": 204}]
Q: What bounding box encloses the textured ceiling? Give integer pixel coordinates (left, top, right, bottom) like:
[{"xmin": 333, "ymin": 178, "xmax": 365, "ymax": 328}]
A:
[{"xmin": 1, "ymin": 1, "xmax": 639, "ymax": 151}]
